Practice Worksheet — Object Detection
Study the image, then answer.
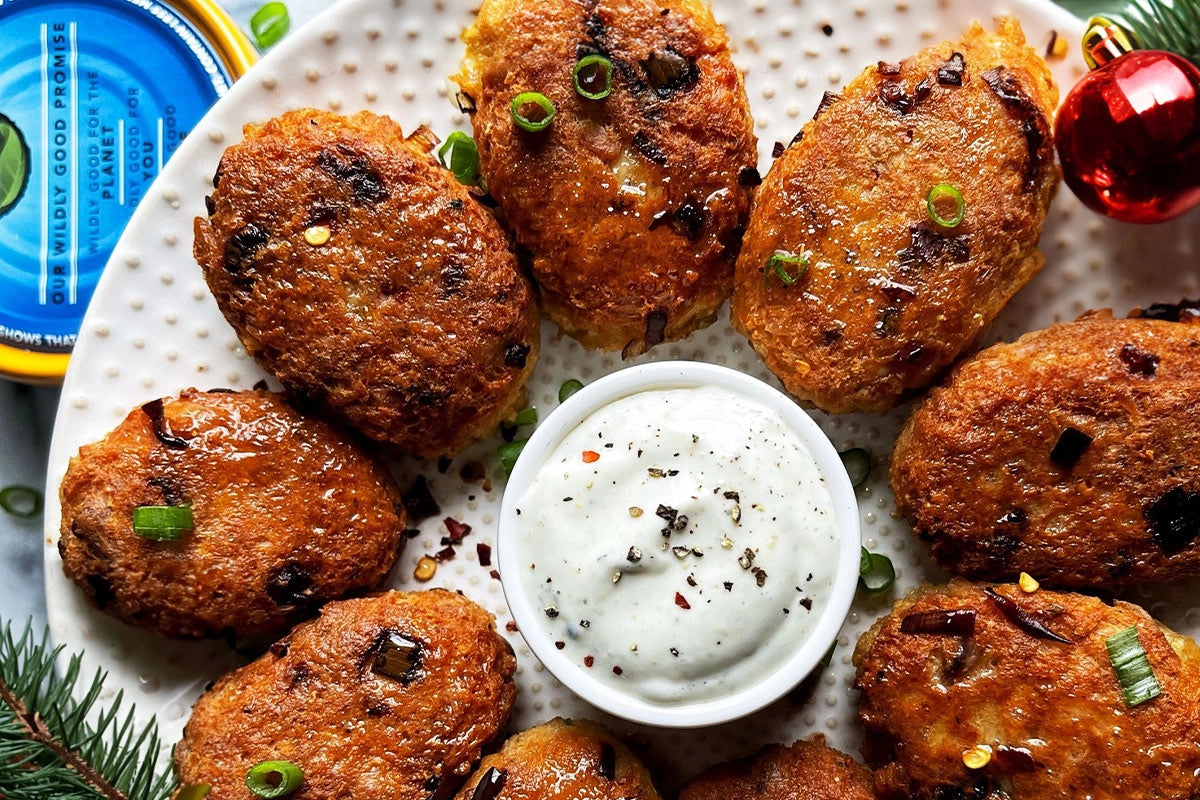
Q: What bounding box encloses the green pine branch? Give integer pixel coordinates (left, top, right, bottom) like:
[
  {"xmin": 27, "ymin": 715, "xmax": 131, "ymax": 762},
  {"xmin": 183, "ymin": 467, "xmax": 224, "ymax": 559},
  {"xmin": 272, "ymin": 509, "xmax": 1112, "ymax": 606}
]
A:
[{"xmin": 0, "ymin": 619, "xmax": 176, "ymax": 800}]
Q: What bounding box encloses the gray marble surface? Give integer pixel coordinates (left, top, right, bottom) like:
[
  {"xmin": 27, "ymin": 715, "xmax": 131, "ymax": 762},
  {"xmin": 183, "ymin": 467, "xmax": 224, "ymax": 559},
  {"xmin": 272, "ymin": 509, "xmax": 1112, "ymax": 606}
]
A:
[{"xmin": 0, "ymin": 0, "xmax": 332, "ymax": 633}]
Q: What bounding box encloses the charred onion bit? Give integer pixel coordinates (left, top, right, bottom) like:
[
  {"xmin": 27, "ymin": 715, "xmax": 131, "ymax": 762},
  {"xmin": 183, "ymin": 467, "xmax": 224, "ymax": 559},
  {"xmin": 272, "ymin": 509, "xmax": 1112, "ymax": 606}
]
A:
[
  {"xmin": 266, "ymin": 562, "xmax": 315, "ymax": 608},
  {"xmin": 1134, "ymin": 298, "xmax": 1200, "ymax": 322},
  {"xmin": 140, "ymin": 399, "xmax": 191, "ymax": 450},
  {"xmin": 1146, "ymin": 486, "xmax": 1200, "ymax": 553},
  {"xmin": 631, "ymin": 131, "xmax": 668, "ymax": 166},
  {"xmin": 985, "ymin": 587, "xmax": 1073, "ymax": 644},
  {"xmin": 899, "ymin": 609, "xmax": 977, "ymax": 636},
  {"xmin": 1119, "ymin": 343, "xmax": 1160, "ymax": 376},
  {"xmin": 879, "ymin": 80, "xmax": 912, "ymax": 114},
  {"xmin": 898, "ymin": 224, "xmax": 970, "ymax": 269},
  {"xmin": 937, "ymin": 52, "xmax": 966, "ymax": 86},
  {"xmin": 367, "ymin": 629, "xmax": 424, "ymax": 684},
  {"xmin": 503, "ymin": 343, "xmax": 531, "ymax": 369},
  {"xmin": 470, "ymin": 767, "xmax": 508, "ymax": 800},
  {"xmin": 402, "ymin": 476, "xmax": 441, "ymax": 523},
  {"xmin": 814, "ymin": 90, "xmax": 842, "ymax": 119},
  {"xmin": 980, "ymin": 67, "xmax": 1053, "ymax": 191},
  {"xmin": 598, "ymin": 742, "xmax": 616, "ymax": 780},
  {"xmin": 1049, "ymin": 427, "xmax": 1093, "ymax": 469},
  {"xmin": 645, "ymin": 311, "xmax": 668, "ymax": 348},
  {"xmin": 316, "ymin": 143, "xmax": 388, "ymax": 204},
  {"xmin": 640, "ymin": 48, "xmax": 699, "ymax": 98},
  {"xmin": 993, "ymin": 744, "xmax": 1041, "ymax": 773},
  {"xmin": 223, "ymin": 223, "xmax": 269, "ymax": 277}
]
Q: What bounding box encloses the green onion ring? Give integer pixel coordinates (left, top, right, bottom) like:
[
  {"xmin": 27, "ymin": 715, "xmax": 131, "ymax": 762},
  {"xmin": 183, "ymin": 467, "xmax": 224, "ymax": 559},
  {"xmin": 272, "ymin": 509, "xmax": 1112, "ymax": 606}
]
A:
[
  {"xmin": 249, "ymin": 2, "xmax": 291, "ymax": 50},
  {"xmin": 838, "ymin": 448, "xmax": 872, "ymax": 489},
  {"xmin": 436, "ymin": 131, "xmax": 481, "ymax": 187},
  {"xmin": 131, "ymin": 505, "xmax": 194, "ymax": 542},
  {"xmin": 558, "ymin": 379, "xmax": 585, "ymax": 403},
  {"xmin": 500, "ymin": 407, "xmax": 538, "ymax": 439},
  {"xmin": 573, "ymin": 55, "xmax": 613, "ymax": 100},
  {"xmin": 1106, "ymin": 626, "xmax": 1162, "ymax": 707},
  {"xmin": 926, "ymin": 182, "xmax": 966, "ymax": 228},
  {"xmin": 858, "ymin": 548, "xmax": 896, "ymax": 595},
  {"xmin": 510, "ymin": 92, "xmax": 556, "ymax": 132},
  {"xmin": 498, "ymin": 438, "xmax": 530, "ymax": 476},
  {"xmin": 246, "ymin": 760, "xmax": 304, "ymax": 798},
  {"xmin": 763, "ymin": 251, "xmax": 808, "ymax": 289},
  {"xmin": 0, "ymin": 485, "xmax": 42, "ymax": 519}
]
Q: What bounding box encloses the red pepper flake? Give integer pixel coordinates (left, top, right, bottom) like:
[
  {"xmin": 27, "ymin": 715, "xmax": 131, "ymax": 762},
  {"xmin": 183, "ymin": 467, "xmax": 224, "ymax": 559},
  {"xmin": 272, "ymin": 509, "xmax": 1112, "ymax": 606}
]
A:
[
  {"xmin": 443, "ymin": 517, "xmax": 472, "ymax": 544},
  {"xmin": 584, "ymin": 655, "xmax": 595, "ymax": 667},
  {"xmin": 612, "ymin": 665, "xmax": 623, "ymax": 675},
  {"xmin": 489, "ymin": 569, "xmax": 501, "ymax": 580},
  {"xmin": 505, "ymin": 620, "xmax": 519, "ymax": 632},
  {"xmin": 674, "ymin": 592, "xmax": 691, "ymax": 610},
  {"xmin": 582, "ymin": 450, "xmax": 600, "ymax": 463},
  {"xmin": 433, "ymin": 546, "xmax": 456, "ymax": 561},
  {"xmin": 476, "ymin": 542, "xmax": 493, "ymax": 567}
]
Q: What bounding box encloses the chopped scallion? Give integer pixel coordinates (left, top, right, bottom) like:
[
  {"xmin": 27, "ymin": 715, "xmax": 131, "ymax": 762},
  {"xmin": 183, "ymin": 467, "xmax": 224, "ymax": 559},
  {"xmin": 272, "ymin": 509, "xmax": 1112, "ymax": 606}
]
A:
[
  {"xmin": 176, "ymin": 786, "xmax": 211, "ymax": 800},
  {"xmin": 249, "ymin": 2, "xmax": 290, "ymax": 50},
  {"xmin": 858, "ymin": 547, "xmax": 895, "ymax": 595},
  {"xmin": 839, "ymin": 448, "xmax": 871, "ymax": 488},
  {"xmin": 500, "ymin": 407, "xmax": 538, "ymax": 440},
  {"xmin": 0, "ymin": 485, "xmax": 42, "ymax": 519},
  {"xmin": 573, "ymin": 55, "xmax": 613, "ymax": 100},
  {"xmin": 437, "ymin": 131, "xmax": 481, "ymax": 187},
  {"xmin": 246, "ymin": 760, "xmax": 303, "ymax": 798},
  {"xmin": 926, "ymin": 183, "xmax": 966, "ymax": 229},
  {"xmin": 131, "ymin": 505, "xmax": 194, "ymax": 542},
  {"xmin": 510, "ymin": 92, "xmax": 556, "ymax": 132},
  {"xmin": 498, "ymin": 439, "xmax": 529, "ymax": 476},
  {"xmin": 559, "ymin": 379, "xmax": 585, "ymax": 403},
  {"xmin": 763, "ymin": 250, "xmax": 808, "ymax": 289},
  {"xmin": 1106, "ymin": 626, "xmax": 1162, "ymax": 707}
]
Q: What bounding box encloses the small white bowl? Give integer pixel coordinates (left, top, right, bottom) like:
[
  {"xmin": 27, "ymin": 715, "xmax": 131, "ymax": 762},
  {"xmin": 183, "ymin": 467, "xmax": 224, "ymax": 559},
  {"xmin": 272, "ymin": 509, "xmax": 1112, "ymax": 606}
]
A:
[{"xmin": 497, "ymin": 361, "xmax": 861, "ymax": 728}]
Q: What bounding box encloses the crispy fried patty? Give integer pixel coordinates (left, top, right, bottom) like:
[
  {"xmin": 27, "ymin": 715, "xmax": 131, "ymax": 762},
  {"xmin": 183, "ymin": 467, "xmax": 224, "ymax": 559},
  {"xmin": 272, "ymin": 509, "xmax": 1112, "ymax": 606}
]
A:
[
  {"xmin": 176, "ymin": 590, "xmax": 517, "ymax": 800},
  {"xmin": 455, "ymin": 0, "xmax": 757, "ymax": 353},
  {"xmin": 680, "ymin": 735, "xmax": 876, "ymax": 800},
  {"xmin": 453, "ymin": 718, "xmax": 660, "ymax": 800},
  {"xmin": 195, "ymin": 109, "xmax": 539, "ymax": 457},
  {"xmin": 732, "ymin": 19, "xmax": 1058, "ymax": 413},
  {"xmin": 891, "ymin": 308, "xmax": 1200, "ymax": 589},
  {"xmin": 854, "ymin": 580, "xmax": 1200, "ymax": 800},
  {"xmin": 57, "ymin": 389, "xmax": 404, "ymax": 640}
]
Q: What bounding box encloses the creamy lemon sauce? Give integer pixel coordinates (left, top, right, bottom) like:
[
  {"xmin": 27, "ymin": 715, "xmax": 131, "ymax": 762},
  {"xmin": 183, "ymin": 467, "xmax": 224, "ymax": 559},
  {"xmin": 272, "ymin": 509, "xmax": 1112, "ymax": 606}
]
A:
[{"xmin": 512, "ymin": 386, "xmax": 839, "ymax": 705}]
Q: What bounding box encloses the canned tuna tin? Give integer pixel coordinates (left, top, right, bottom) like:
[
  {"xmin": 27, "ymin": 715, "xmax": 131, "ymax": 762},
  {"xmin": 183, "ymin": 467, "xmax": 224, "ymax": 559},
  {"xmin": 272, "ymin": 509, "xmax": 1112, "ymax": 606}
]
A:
[{"xmin": 0, "ymin": 0, "xmax": 254, "ymax": 383}]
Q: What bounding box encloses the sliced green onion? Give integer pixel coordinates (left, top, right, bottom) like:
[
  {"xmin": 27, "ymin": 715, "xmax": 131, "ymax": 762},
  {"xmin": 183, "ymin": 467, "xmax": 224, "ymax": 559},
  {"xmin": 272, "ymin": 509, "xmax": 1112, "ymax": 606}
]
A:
[
  {"xmin": 763, "ymin": 251, "xmax": 808, "ymax": 289},
  {"xmin": 249, "ymin": 2, "xmax": 290, "ymax": 50},
  {"xmin": 926, "ymin": 182, "xmax": 966, "ymax": 229},
  {"xmin": 1106, "ymin": 626, "xmax": 1162, "ymax": 707},
  {"xmin": 559, "ymin": 379, "xmax": 585, "ymax": 403},
  {"xmin": 437, "ymin": 131, "xmax": 481, "ymax": 187},
  {"xmin": 176, "ymin": 786, "xmax": 211, "ymax": 800},
  {"xmin": 839, "ymin": 448, "xmax": 871, "ymax": 488},
  {"xmin": 246, "ymin": 761, "xmax": 303, "ymax": 798},
  {"xmin": 0, "ymin": 485, "xmax": 42, "ymax": 519},
  {"xmin": 573, "ymin": 55, "xmax": 613, "ymax": 100},
  {"xmin": 858, "ymin": 548, "xmax": 895, "ymax": 595},
  {"xmin": 510, "ymin": 92, "xmax": 556, "ymax": 132},
  {"xmin": 500, "ymin": 407, "xmax": 538, "ymax": 440},
  {"xmin": 498, "ymin": 438, "xmax": 529, "ymax": 476},
  {"xmin": 131, "ymin": 505, "xmax": 194, "ymax": 542}
]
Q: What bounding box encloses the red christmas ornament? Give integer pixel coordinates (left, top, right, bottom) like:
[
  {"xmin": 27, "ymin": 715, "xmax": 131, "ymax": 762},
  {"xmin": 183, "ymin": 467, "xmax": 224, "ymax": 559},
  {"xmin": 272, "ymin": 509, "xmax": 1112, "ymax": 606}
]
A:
[{"xmin": 1055, "ymin": 48, "xmax": 1200, "ymax": 224}]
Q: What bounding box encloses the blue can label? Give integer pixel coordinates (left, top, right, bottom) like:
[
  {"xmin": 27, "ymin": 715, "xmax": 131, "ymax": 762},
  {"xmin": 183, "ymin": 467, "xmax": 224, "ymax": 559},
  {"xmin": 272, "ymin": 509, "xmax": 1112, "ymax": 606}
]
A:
[{"xmin": 0, "ymin": 0, "xmax": 234, "ymax": 353}]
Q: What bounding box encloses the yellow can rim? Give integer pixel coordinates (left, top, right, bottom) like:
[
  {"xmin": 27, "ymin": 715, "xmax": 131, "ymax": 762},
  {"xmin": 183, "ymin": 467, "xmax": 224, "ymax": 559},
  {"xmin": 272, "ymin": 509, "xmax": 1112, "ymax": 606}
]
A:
[{"xmin": 0, "ymin": 0, "xmax": 256, "ymax": 386}]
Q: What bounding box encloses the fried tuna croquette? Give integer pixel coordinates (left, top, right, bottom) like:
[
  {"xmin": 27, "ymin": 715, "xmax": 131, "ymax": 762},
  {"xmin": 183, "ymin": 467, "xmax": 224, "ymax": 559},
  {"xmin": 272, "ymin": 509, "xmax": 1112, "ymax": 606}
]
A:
[
  {"xmin": 455, "ymin": 0, "xmax": 757, "ymax": 353},
  {"xmin": 58, "ymin": 389, "xmax": 403, "ymax": 640},
  {"xmin": 732, "ymin": 18, "xmax": 1059, "ymax": 413},
  {"xmin": 854, "ymin": 580, "xmax": 1200, "ymax": 800},
  {"xmin": 891, "ymin": 309, "xmax": 1200, "ymax": 589},
  {"xmin": 679, "ymin": 735, "xmax": 876, "ymax": 800},
  {"xmin": 194, "ymin": 109, "xmax": 539, "ymax": 457},
  {"xmin": 453, "ymin": 718, "xmax": 660, "ymax": 800},
  {"xmin": 177, "ymin": 590, "xmax": 517, "ymax": 800}
]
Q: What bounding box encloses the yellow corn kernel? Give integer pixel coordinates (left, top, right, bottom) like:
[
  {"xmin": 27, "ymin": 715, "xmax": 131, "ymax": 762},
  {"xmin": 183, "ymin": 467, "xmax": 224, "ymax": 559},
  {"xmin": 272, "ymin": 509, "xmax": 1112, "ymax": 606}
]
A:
[
  {"xmin": 1019, "ymin": 572, "xmax": 1040, "ymax": 593},
  {"xmin": 962, "ymin": 745, "xmax": 992, "ymax": 770},
  {"xmin": 304, "ymin": 225, "xmax": 332, "ymax": 246},
  {"xmin": 414, "ymin": 556, "xmax": 437, "ymax": 582}
]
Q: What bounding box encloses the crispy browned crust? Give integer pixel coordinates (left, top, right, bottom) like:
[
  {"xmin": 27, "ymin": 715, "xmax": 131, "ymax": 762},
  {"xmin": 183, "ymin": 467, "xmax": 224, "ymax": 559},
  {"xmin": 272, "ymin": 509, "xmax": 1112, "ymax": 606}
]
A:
[
  {"xmin": 57, "ymin": 389, "xmax": 404, "ymax": 640},
  {"xmin": 455, "ymin": 0, "xmax": 757, "ymax": 352},
  {"xmin": 680, "ymin": 735, "xmax": 875, "ymax": 800},
  {"xmin": 732, "ymin": 18, "xmax": 1059, "ymax": 413},
  {"xmin": 453, "ymin": 718, "xmax": 660, "ymax": 800},
  {"xmin": 194, "ymin": 109, "xmax": 539, "ymax": 457},
  {"xmin": 853, "ymin": 580, "xmax": 1200, "ymax": 800},
  {"xmin": 891, "ymin": 311, "xmax": 1200, "ymax": 589},
  {"xmin": 176, "ymin": 590, "xmax": 517, "ymax": 800}
]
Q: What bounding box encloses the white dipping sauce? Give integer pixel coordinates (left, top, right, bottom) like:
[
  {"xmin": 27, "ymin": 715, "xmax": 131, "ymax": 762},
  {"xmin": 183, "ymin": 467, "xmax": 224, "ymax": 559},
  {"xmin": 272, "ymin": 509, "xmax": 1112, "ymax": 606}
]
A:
[{"xmin": 512, "ymin": 386, "xmax": 839, "ymax": 705}]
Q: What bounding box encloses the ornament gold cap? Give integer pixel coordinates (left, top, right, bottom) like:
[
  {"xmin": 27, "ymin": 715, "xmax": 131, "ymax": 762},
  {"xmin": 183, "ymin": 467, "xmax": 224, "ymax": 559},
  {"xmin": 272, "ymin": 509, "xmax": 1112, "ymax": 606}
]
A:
[{"xmin": 1083, "ymin": 17, "xmax": 1135, "ymax": 70}]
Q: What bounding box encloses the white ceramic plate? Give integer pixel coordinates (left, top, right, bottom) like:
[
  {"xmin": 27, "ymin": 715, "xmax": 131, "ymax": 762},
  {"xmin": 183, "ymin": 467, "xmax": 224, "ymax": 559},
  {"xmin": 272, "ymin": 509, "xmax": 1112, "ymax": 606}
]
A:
[{"xmin": 43, "ymin": 0, "xmax": 1200, "ymax": 786}]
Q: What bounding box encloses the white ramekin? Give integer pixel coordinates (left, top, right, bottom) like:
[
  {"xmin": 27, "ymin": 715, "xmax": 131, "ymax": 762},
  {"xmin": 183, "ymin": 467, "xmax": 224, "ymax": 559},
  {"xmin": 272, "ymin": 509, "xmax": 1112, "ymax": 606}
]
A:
[{"xmin": 497, "ymin": 360, "xmax": 861, "ymax": 728}]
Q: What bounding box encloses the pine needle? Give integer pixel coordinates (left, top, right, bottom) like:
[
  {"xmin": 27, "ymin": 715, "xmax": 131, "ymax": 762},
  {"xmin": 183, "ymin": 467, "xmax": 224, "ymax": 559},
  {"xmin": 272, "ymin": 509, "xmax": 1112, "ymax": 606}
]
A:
[{"xmin": 0, "ymin": 619, "xmax": 176, "ymax": 800}]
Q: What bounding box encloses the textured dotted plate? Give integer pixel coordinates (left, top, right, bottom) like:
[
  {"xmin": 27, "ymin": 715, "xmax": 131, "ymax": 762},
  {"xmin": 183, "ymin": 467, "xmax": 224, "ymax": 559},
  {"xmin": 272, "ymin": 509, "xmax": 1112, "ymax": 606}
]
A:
[{"xmin": 42, "ymin": 0, "xmax": 1200, "ymax": 788}]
